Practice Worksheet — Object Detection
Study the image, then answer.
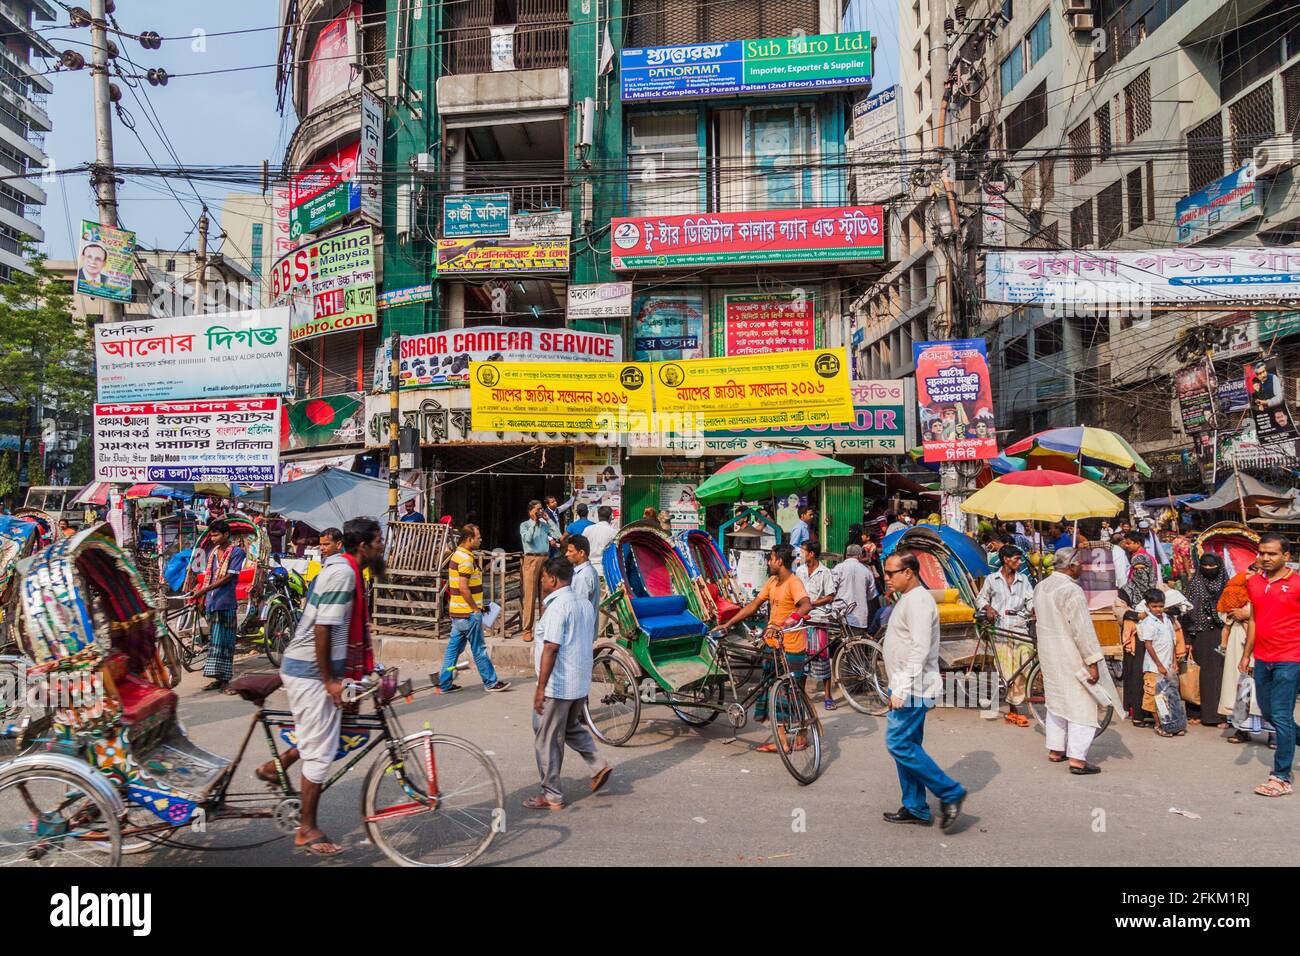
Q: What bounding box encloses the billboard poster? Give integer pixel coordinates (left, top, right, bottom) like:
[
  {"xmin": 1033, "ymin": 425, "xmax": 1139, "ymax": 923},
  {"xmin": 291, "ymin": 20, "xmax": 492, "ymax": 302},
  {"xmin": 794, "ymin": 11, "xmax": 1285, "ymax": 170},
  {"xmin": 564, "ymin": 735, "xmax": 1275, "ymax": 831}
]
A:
[
  {"xmin": 510, "ymin": 210, "xmax": 571, "ymax": 241},
  {"xmin": 620, "ymin": 31, "xmax": 872, "ymax": 102},
  {"xmin": 77, "ymin": 220, "xmax": 136, "ymax": 303},
  {"xmin": 289, "ymin": 141, "xmax": 361, "ymax": 239},
  {"xmin": 358, "ymin": 87, "xmax": 383, "ymax": 225},
  {"xmin": 850, "ymin": 85, "xmax": 902, "ymax": 203},
  {"xmin": 442, "ymin": 193, "xmax": 511, "ymax": 238},
  {"xmin": 1174, "ymin": 358, "xmax": 1217, "ymax": 434},
  {"xmin": 374, "ymin": 326, "xmax": 622, "ymax": 390},
  {"xmin": 574, "ymin": 447, "xmax": 622, "ymax": 525},
  {"xmin": 377, "ymin": 284, "xmax": 434, "ymax": 309},
  {"xmin": 722, "ymin": 292, "xmax": 815, "ymax": 356},
  {"xmin": 567, "ymin": 282, "xmax": 633, "ymax": 321},
  {"xmin": 435, "ymin": 238, "xmax": 569, "ymax": 274},
  {"xmin": 93, "ymin": 397, "xmax": 281, "ymax": 484},
  {"xmin": 1244, "ymin": 356, "xmax": 1297, "ymax": 445},
  {"xmin": 281, "ymin": 392, "xmax": 365, "ymax": 451},
  {"xmin": 652, "ymin": 349, "xmax": 853, "ymax": 431},
  {"xmin": 469, "ymin": 361, "xmax": 654, "ymax": 433},
  {"xmin": 269, "ymin": 225, "xmax": 376, "ymax": 344},
  {"xmin": 271, "ymin": 184, "xmax": 294, "ymax": 261},
  {"xmin": 986, "ymin": 248, "xmax": 1300, "ymax": 304},
  {"xmin": 912, "ymin": 339, "xmax": 999, "ymax": 463},
  {"xmin": 1215, "ymin": 372, "xmax": 1249, "ymax": 414},
  {"xmin": 660, "ymin": 481, "xmax": 700, "ymax": 531},
  {"xmin": 632, "ymin": 293, "xmax": 705, "ymax": 361},
  {"xmin": 94, "ymin": 308, "xmax": 291, "ymax": 403},
  {"xmin": 1175, "ymin": 164, "xmax": 1260, "ymax": 245},
  {"xmin": 305, "ymin": 3, "xmax": 360, "ymax": 112},
  {"xmin": 612, "ymin": 206, "xmax": 885, "ymax": 270}
]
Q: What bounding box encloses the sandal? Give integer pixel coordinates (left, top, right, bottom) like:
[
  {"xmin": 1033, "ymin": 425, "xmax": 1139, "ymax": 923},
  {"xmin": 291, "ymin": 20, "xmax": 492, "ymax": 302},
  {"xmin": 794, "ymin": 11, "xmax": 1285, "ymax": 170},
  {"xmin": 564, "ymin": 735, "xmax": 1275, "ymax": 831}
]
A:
[
  {"xmin": 294, "ymin": 830, "xmax": 344, "ymax": 856},
  {"xmin": 1226, "ymin": 731, "xmax": 1251, "ymax": 744},
  {"xmin": 1004, "ymin": 712, "xmax": 1030, "ymax": 727},
  {"xmin": 202, "ymin": 679, "xmax": 226, "ymax": 692},
  {"xmin": 1254, "ymin": 777, "xmax": 1293, "ymax": 797},
  {"xmin": 1155, "ymin": 728, "xmax": 1176, "ymax": 737},
  {"xmin": 523, "ymin": 794, "xmax": 565, "ymax": 811},
  {"xmin": 1047, "ymin": 752, "xmax": 1068, "ymax": 763},
  {"xmin": 823, "ymin": 697, "xmax": 837, "ymax": 712}
]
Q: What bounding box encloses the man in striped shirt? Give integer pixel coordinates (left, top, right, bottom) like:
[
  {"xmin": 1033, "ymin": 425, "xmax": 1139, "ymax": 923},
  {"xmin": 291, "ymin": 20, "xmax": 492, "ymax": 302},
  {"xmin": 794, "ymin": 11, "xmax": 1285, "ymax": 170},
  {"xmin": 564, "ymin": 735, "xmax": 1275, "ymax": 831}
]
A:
[{"xmin": 439, "ymin": 524, "xmax": 511, "ymax": 694}]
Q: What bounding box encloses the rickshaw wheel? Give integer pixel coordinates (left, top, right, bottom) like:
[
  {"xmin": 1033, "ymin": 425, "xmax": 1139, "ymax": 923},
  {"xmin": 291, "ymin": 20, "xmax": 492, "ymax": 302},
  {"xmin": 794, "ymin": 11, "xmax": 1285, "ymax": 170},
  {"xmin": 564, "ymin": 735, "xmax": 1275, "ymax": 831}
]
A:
[
  {"xmin": 833, "ymin": 638, "xmax": 890, "ymax": 716},
  {"xmin": 0, "ymin": 766, "xmax": 121, "ymax": 866},
  {"xmin": 584, "ymin": 654, "xmax": 640, "ymax": 746},
  {"xmin": 669, "ymin": 681, "xmax": 723, "ymax": 727}
]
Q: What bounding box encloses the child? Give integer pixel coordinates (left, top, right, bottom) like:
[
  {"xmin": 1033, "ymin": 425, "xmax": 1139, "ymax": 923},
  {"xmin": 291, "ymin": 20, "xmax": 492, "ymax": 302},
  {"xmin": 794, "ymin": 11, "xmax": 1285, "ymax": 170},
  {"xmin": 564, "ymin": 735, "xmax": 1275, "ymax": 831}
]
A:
[{"xmin": 1138, "ymin": 589, "xmax": 1186, "ymax": 737}]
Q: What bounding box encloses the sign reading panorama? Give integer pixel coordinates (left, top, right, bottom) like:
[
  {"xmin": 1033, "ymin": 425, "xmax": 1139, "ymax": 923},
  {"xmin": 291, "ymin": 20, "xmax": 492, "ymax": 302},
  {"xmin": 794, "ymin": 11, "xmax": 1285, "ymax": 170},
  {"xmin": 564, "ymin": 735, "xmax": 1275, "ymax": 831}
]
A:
[{"xmin": 621, "ymin": 31, "xmax": 872, "ymax": 101}]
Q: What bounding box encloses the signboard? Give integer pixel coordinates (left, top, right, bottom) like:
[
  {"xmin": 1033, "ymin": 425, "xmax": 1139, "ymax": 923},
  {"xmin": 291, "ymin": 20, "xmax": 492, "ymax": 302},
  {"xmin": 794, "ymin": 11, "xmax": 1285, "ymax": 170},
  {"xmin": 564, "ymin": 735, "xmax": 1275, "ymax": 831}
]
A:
[
  {"xmin": 722, "ymin": 292, "xmax": 815, "ymax": 356},
  {"xmin": 660, "ymin": 481, "xmax": 699, "ymax": 531},
  {"xmin": 986, "ymin": 249, "xmax": 1300, "ymax": 304},
  {"xmin": 632, "ymin": 293, "xmax": 704, "ymax": 360},
  {"xmin": 631, "ymin": 378, "xmax": 908, "ymax": 455},
  {"xmin": 1244, "ymin": 356, "xmax": 1297, "ymax": 445},
  {"xmin": 510, "ymin": 209, "xmax": 572, "ymax": 241},
  {"xmin": 289, "ymin": 141, "xmax": 361, "ymax": 239},
  {"xmin": 1214, "ymin": 311, "xmax": 1260, "ymax": 358},
  {"xmin": 77, "ymin": 220, "xmax": 135, "ymax": 303},
  {"xmin": 849, "ymin": 85, "xmax": 902, "ymax": 203},
  {"xmin": 490, "ymin": 25, "xmax": 515, "ymax": 71},
  {"xmin": 1258, "ymin": 309, "xmax": 1300, "ymax": 344},
  {"xmin": 269, "ymin": 225, "xmax": 376, "ymax": 344},
  {"xmin": 567, "ymin": 282, "xmax": 633, "ymax": 321},
  {"xmin": 271, "ymin": 184, "xmax": 294, "ymax": 262},
  {"xmin": 1175, "ymin": 164, "xmax": 1260, "ymax": 245},
  {"xmin": 982, "ymin": 181, "xmax": 1006, "ymax": 246},
  {"xmin": 375, "ymin": 326, "xmax": 622, "ymax": 390},
  {"xmin": 1174, "ymin": 358, "xmax": 1217, "ymax": 434},
  {"xmin": 358, "ymin": 87, "xmax": 384, "ymax": 225},
  {"xmin": 653, "ymin": 349, "xmax": 853, "ymax": 431},
  {"xmin": 620, "ymin": 31, "xmax": 872, "ymax": 102},
  {"xmin": 362, "ymin": 389, "xmax": 624, "ymax": 447},
  {"xmin": 305, "ymin": 3, "xmax": 360, "ymax": 112},
  {"xmin": 442, "ymin": 193, "xmax": 511, "ymax": 238},
  {"xmin": 1216, "ymin": 373, "xmax": 1250, "ymax": 414},
  {"xmin": 435, "ymin": 238, "xmax": 569, "ymax": 274},
  {"xmin": 377, "ymin": 284, "xmax": 434, "ymax": 308},
  {"xmin": 574, "ymin": 447, "xmax": 622, "ymax": 525},
  {"xmin": 912, "ymin": 339, "xmax": 999, "ymax": 463},
  {"xmin": 281, "ymin": 392, "xmax": 365, "ymax": 451},
  {"xmin": 94, "ymin": 308, "xmax": 291, "ymax": 403},
  {"xmin": 611, "ymin": 206, "xmax": 884, "ymax": 270},
  {"xmin": 469, "ymin": 361, "xmax": 654, "ymax": 433},
  {"xmin": 93, "ymin": 397, "xmax": 281, "ymax": 484}
]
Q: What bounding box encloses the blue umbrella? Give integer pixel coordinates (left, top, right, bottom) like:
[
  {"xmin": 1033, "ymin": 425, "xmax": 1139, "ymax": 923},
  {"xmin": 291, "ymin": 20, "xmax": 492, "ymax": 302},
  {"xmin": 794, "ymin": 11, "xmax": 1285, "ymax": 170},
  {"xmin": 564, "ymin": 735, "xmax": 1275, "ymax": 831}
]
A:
[
  {"xmin": 881, "ymin": 523, "xmax": 990, "ymax": 577},
  {"xmin": 269, "ymin": 467, "xmax": 418, "ymax": 531}
]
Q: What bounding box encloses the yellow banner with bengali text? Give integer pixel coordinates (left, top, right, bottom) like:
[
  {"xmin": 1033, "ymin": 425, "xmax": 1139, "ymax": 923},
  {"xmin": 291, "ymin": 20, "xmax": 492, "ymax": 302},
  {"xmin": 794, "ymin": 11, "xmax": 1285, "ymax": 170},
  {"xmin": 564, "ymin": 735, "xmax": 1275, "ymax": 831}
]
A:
[
  {"xmin": 653, "ymin": 349, "xmax": 853, "ymax": 430},
  {"xmin": 469, "ymin": 360, "xmax": 655, "ymax": 433}
]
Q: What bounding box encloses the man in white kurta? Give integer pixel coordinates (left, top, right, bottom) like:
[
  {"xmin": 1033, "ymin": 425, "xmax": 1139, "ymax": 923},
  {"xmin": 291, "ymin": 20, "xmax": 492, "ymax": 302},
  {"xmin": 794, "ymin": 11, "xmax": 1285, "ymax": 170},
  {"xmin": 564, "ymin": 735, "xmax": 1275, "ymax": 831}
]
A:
[{"xmin": 1033, "ymin": 548, "xmax": 1122, "ymax": 774}]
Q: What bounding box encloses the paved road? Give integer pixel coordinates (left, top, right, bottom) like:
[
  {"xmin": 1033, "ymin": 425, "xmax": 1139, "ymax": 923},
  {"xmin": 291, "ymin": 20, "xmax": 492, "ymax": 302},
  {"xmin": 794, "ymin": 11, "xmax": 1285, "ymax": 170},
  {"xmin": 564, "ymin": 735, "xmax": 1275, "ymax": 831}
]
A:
[{"xmin": 127, "ymin": 655, "xmax": 1296, "ymax": 866}]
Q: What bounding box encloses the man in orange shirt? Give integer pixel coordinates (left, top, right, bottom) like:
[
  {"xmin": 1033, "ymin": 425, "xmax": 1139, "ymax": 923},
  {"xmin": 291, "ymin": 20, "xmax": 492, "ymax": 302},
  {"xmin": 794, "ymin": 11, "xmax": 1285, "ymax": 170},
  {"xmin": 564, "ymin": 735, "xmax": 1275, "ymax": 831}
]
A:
[{"xmin": 716, "ymin": 544, "xmax": 812, "ymax": 752}]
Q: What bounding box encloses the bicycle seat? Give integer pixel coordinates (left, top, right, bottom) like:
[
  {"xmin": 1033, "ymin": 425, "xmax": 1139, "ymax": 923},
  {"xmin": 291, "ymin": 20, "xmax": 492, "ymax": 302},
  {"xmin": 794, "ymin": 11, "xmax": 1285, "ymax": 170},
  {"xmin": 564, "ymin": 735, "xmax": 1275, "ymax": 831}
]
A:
[{"xmin": 228, "ymin": 673, "xmax": 283, "ymax": 705}]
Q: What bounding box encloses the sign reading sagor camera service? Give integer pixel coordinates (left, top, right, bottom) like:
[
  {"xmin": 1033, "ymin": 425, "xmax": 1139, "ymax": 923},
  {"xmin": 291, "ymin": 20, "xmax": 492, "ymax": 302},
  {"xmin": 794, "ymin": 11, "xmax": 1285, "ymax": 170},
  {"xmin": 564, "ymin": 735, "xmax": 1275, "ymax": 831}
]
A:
[
  {"xmin": 94, "ymin": 397, "xmax": 281, "ymax": 484},
  {"xmin": 94, "ymin": 308, "xmax": 291, "ymax": 403},
  {"xmin": 269, "ymin": 226, "xmax": 376, "ymax": 344}
]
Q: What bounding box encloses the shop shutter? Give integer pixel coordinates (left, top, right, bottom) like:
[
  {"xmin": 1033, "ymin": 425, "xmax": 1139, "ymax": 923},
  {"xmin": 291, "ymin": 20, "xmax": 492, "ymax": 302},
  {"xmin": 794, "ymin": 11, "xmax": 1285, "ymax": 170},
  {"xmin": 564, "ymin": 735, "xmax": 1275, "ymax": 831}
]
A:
[
  {"xmin": 819, "ymin": 474, "xmax": 862, "ymax": 557},
  {"xmin": 620, "ymin": 475, "xmax": 659, "ymax": 523}
]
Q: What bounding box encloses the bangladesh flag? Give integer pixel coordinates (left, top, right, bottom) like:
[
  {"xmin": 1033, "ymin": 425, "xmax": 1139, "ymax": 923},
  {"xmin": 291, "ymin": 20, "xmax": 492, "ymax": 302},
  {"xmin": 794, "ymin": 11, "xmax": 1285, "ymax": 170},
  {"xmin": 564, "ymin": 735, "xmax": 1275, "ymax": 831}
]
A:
[{"xmin": 283, "ymin": 393, "xmax": 363, "ymax": 450}]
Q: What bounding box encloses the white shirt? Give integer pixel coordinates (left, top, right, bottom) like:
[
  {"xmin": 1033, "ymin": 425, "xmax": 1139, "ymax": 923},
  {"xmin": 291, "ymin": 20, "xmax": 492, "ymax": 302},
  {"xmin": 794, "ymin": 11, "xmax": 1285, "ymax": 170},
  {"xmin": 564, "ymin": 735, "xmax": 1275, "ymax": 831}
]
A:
[
  {"xmin": 1111, "ymin": 545, "xmax": 1130, "ymax": 589},
  {"xmin": 584, "ymin": 521, "xmax": 616, "ymax": 575},
  {"xmin": 886, "ymin": 521, "xmax": 907, "ymax": 536},
  {"xmin": 571, "ymin": 560, "xmax": 601, "ymax": 634},
  {"xmin": 1139, "ymin": 612, "xmax": 1176, "ymax": 673},
  {"xmin": 976, "ymin": 570, "xmax": 1035, "ymax": 635},
  {"xmin": 797, "ymin": 562, "xmax": 836, "ymax": 623},
  {"xmin": 832, "ymin": 559, "xmax": 876, "ymax": 628},
  {"xmin": 882, "ymin": 586, "xmax": 941, "ymax": 702}
]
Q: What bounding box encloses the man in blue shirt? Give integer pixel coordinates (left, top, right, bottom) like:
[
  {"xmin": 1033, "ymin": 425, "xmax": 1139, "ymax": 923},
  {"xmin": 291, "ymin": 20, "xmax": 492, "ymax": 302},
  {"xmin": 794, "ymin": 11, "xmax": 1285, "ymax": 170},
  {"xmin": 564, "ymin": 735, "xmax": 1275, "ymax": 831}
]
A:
[
  {"xmin": 399, "ymin": 499, "xmax": 426, "ymax": 523},
  {"xmin": 525, "ymin": 557, "xmax": 611, "ymax": 810},
  {"xmin": 188, "ymin": 518, "xmax": 246, "ymax": 691},
  {"xmin": 567, "ymin": 503, "xmax": 594, "ymax": 537},
  {"xmin": 519, "ymin": 500, "xmax": 559, "ymax": 642},
  {"xmin": 790, "ymin": 506, "xmax": 815, "ymax": 549}
]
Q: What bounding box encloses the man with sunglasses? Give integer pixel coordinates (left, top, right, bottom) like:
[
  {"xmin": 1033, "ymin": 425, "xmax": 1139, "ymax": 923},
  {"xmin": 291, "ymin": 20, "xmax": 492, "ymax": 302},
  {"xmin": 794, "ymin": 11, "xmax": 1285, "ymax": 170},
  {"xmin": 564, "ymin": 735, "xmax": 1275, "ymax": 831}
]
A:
[{"xmin": 880, "ymin": 550, "xmax": 967, "ymax": 830}]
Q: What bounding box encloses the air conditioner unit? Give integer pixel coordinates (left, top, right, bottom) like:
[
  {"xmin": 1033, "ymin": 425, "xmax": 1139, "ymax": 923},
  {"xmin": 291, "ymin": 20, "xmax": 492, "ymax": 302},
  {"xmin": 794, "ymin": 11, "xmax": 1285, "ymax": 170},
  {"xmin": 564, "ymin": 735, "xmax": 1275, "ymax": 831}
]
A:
[
  {"xmin": 1065, "ymin": 0, "xmax": 1092, "ymax": 14},
  {"xmin": 1070, "ymin": 12, "xmax": 1095, "ymax": 31},
  {"xmin": 1252, "ymin": 136, "xmax": 1299, "ymax": 177}
]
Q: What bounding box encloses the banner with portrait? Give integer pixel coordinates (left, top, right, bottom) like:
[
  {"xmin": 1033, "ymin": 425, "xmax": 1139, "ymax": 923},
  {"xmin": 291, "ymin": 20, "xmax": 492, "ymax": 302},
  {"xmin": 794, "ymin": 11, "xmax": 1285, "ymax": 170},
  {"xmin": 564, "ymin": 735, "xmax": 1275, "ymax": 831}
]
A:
[
  {"xmin": 912, "ymin": 338, "xmax": 999, "ymax": 463},
  {"xmin": 1244, "ymin": 356, "xmax": 1298, "ymax": 445},
  {"xmin": 78, "ymin": 220, "xmax": 136, "ymax": 303}
]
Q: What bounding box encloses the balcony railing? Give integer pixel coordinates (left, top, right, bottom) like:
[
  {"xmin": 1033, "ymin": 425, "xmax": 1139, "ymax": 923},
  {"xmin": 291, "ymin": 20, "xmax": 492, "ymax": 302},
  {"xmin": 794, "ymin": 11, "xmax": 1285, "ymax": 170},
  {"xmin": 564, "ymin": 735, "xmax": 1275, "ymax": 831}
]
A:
[
  {"xmin": 444, "ymin": 22, "xmax": 569, "ymax": 76},
  {"xmin": 444, "ymin": 183, "xmax": 568, "ymax": 228}
]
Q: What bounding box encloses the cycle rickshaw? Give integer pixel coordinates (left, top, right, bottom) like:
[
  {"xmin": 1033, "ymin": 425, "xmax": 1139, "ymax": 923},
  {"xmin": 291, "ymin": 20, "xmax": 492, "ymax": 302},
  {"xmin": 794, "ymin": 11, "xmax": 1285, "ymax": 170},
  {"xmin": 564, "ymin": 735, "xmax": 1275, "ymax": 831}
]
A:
[{"xmin": 0, "ymin": 524, "xmax": 503, "ymax": 867}]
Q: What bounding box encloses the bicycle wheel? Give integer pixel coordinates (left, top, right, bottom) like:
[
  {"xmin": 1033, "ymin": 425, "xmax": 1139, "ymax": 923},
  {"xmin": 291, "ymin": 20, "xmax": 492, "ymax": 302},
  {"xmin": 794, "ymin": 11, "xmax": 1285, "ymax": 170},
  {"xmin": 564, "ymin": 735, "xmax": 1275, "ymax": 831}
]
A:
[
  {"xmin": 669, "ymin": 680, "xmax": 723, "ymax": 726},
  {"xmin": 0, "ymin": 767, "xmax": 121, "ymax": 866},
  {"xmin": 363, "ymin": 731, "xmax": 503, "ymax": 868},
  {"xmin": 263, "ymin": 605, "xmax": 293, "ymax": 669},
  {"xmin": 584, "ymin": 654, "xmax": 640, "ymax": 746},
  {"xmin": 767, "ymin": 679, "xmax": 823, "ymax": 785},
  {"xmin": 833, "ymin": 638, "xmax": 890, "ymax": 716},
  {"xmin": 1026, "ymin": 662, "xmax": 1047, "ymax": 728},
  {"xmin": 158, "ymin": 632, "xmax": 184, "ymax": 688}
]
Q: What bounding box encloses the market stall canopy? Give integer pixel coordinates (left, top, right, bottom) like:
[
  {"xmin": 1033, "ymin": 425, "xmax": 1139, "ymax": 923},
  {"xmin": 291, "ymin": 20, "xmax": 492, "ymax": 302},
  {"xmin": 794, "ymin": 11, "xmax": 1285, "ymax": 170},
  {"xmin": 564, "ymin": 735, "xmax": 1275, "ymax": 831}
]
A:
[
  {"xmin": 123, "ymin": 482, "xmax": 246, "ymax": 501},
  {"xmin": 1186, "ymin": 474, "xmax": 1292, "ymax": 512},
  {"xmin": 693, "ymin": 448, "xmax": 853, "ymax": 505},
  {"xmin": 882, "ymin": 523, "xmax": 990, "ymax": 577},
  {"xmin": 1140, "ymin": 493, "xmax": 1207, "ymax": 509},
  {"xmin": 1004, "ymin": 426, "xmax": 1152, "ymax": 477},
  {"xmin": 70, "ymin": 481, "xmax": 111, "ymax": 506},
  {"xmin": 1250, "ymin": 497, "xmax": 1300, "ymax": 523},
  {"xmin": 961, "ymin": 469, "xmax": 1125, "ymax": 521},
  {"xmin": 268, "ymin": 467, "xmax": 419, "ymax": 531}
]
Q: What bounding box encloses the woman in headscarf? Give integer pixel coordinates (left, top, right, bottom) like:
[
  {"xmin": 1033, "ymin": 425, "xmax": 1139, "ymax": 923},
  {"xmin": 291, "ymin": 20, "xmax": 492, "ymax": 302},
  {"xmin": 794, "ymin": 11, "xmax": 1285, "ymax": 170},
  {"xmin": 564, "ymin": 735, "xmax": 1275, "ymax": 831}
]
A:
[{"xmin": 1184, "ymin": 553, "xmax": 1227, "ymax": 727}]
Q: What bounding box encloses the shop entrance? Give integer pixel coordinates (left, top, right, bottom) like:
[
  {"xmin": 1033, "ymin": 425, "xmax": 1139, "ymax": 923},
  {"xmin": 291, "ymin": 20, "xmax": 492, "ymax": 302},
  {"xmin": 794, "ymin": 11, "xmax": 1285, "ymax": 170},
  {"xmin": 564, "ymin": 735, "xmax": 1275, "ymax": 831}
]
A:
[{"xmin": 429, "ymin": 445, "xmax": 566, "ymax": 550}]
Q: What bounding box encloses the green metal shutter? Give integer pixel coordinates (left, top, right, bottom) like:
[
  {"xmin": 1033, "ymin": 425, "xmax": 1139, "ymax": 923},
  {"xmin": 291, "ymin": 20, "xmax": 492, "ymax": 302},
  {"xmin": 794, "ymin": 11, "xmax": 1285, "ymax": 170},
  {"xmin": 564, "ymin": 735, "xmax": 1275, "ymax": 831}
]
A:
[
  {"xmin": 819, "ymin": 474, "xmax": 862, "ymax": 556},
  {"xmin": 620, "ymin": 475, "xmax": 659, "ymax": 523}
]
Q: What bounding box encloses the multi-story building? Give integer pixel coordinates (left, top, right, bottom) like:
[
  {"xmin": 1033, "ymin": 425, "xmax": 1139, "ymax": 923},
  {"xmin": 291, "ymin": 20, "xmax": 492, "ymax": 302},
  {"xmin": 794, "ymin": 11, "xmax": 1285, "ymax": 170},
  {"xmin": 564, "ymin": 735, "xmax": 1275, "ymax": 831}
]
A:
[{"xmin": 0, "ymin": 0, "xmax": 56, "ymax": 280}]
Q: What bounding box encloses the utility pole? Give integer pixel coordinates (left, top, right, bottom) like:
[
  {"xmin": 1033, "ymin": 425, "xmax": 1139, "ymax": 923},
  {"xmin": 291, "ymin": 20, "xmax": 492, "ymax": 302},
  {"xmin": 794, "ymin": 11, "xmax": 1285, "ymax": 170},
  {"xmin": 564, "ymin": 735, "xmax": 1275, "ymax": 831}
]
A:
[
  {"xmin": 388, "ymin": 332, "xmax": 401, "ymax": 523},
  {"xmin": 89, "ymin": 0, "xmax": 122, "ymax": 323},
  {"xmin": 195, "ymin": 209, "xmax": 209, "ymax": 314}
]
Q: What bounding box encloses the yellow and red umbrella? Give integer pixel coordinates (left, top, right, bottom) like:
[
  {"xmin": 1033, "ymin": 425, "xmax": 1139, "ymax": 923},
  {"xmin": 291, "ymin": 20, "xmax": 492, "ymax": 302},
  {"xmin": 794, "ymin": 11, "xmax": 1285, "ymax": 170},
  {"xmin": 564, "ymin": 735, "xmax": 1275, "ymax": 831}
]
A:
[
  {"xmin": 1004, "ymin": 426, "xmax": 1151, "ymax": 477},
  {"xmin": 960, "ymin": 469, "xmax": 1125, "ymax": 521}
]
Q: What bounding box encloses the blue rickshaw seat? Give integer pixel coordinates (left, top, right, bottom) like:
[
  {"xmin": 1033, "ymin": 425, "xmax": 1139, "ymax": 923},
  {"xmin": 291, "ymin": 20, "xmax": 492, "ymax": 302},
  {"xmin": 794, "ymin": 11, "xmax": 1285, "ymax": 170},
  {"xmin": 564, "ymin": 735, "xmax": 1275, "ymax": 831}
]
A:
[{"xmin": 630, "ymin": 595, "xmax": 707, "ymax": 641}]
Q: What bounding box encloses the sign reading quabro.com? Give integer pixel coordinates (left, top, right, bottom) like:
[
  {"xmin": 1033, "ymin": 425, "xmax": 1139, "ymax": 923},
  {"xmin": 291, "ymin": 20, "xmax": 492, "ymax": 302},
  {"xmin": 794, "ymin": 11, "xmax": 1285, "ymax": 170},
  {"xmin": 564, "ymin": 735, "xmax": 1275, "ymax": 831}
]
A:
[{"xmin": 270, "ymin": 225, "xmax": 376, "ymax": 344}]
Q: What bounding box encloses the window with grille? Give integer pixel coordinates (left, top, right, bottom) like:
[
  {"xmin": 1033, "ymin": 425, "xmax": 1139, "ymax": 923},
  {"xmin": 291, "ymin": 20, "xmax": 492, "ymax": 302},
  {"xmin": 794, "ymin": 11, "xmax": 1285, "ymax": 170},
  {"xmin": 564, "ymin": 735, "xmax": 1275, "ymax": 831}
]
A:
[
  {"xmin": 1097, "ymin": 180, "xmax": 1122, "ymax": 246},
  {"xmin": 1004, "ymin": 81, "xmax": 1047, "ymax": 154},
  {"xmin": 1146, "ymin": 160, "xmax": 1155, "ymax": 220},
  {"xmin": 1006, "ymin": 334, "xmax": 1029, "ymax": 369},
  {"xmin": 1229, "ymin": 82, "xmax": 1277, "ymax": 166},
  {"xmin": 626, "ymin": 0, "xmax": 819, "ymax": 47},
  {"xmin": 1070, "ymin": 118, "xmax": 1092, "ymax": 181},
  {"xmin": 1072, "ymin": 198, "xmax": 1094, "ymax": 247},
  {"xmin": 1125, "ymin": 70, "xmax": 1151, "ymax": 140},
  {"xmin": 1035, "ymin": 319, "xmax": 1063, "ymax": 357},
  {"xmin": 627, "ymin": 112, "xmax": 702, "ymax": 217},
  {"xmin": 1021, "ymin": 163, "xmax": 1038, "ymax": 206},
  {"xmin": 1218, "ymin": 0, "xmax": 1300, "ymax": 101},
  {"xmin": 1040, "ymin": 157, "xmax": 1054, "ymax": 200},
  {"xmin": 1285, "ymin": 62, "xmax": 1300, "ymax": 138},
  {"xmin": 1097, "ymin": 104, "xmax": 1112, "ymax": 160},
  {"xmin": 1127, "ymin": 167, "xmax": 1144, "ymax": 230},
  {"xmin": 1187, "ymin": 113, "xmax": 1225, "ymax": 192}
]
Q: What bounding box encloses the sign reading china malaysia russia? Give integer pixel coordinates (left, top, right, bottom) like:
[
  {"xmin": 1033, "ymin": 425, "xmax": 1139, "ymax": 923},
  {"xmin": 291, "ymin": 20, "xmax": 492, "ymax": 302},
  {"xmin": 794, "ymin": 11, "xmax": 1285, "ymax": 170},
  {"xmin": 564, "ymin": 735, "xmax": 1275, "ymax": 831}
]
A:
[{"xmin": 270, "ymin": 226, "xmax": 376, "ymax": 344}]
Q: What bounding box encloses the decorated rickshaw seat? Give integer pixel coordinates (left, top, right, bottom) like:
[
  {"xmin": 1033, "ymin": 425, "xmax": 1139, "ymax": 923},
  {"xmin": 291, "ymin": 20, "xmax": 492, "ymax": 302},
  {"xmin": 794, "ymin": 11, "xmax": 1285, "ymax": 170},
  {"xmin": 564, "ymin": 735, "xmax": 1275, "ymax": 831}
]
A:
[{"xmin": 706, "ymin": 582, "xmax": 743, "ymax": 624}]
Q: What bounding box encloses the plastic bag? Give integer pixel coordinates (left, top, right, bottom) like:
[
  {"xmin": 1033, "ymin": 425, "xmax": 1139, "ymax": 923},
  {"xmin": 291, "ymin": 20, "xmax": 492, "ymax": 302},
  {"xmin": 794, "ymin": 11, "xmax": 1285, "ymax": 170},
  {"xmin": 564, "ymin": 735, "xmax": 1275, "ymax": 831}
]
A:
[
  {"xmin": 1232, "ymin": 676, "xmax": 1266, "ymax": 733},
  {"xmin": 1154, "ymin": 673, "xmax": 1187, "ymax": 734}
]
